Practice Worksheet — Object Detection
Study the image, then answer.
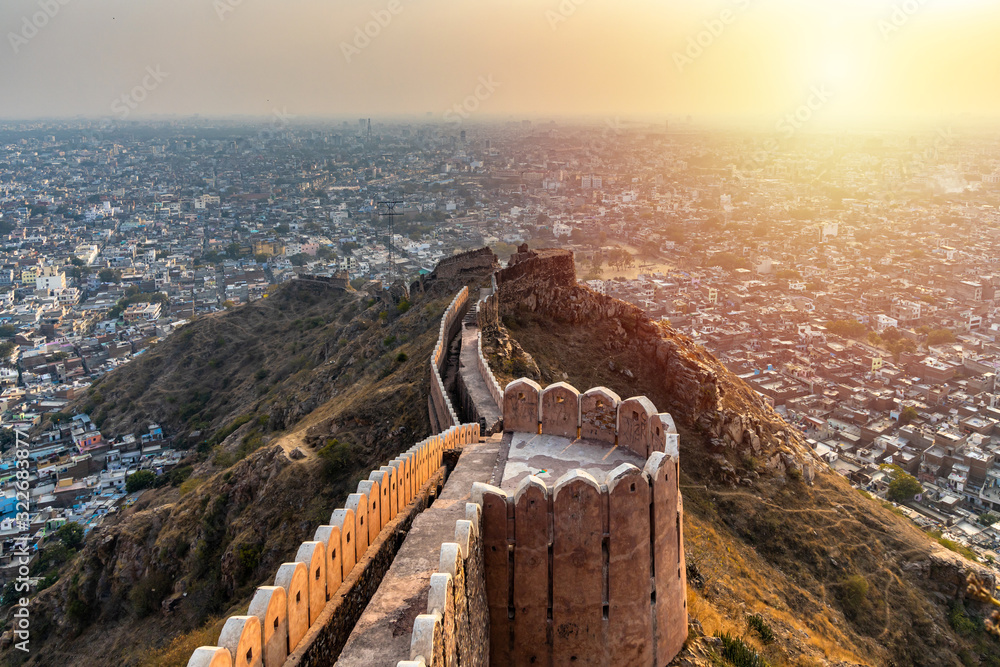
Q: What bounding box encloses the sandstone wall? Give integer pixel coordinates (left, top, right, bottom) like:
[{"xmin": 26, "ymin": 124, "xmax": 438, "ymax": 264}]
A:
[
  {"xmin": 474, "ymin": 289, "xmax": 504, "ymax": 413},
  {"xmin": 430, "ymin": 287, "xmax": 469, "ymax": 433},
  {"xmin": 394, "ymin": 500, "xmax": 490, "ymax": 667},
  {"xmin": 474, "ymin": 460, "xmax": 686, "ymax": 667},
  {"xmin": 184, "ymin": 422, "xmax": 481, "ymax": 667}
]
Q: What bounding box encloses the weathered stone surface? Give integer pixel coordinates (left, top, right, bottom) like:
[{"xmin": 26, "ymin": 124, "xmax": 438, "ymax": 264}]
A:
[
  {"xmin": 186, "ymin": 647, "xmax": 232, "ymax": 667},
  {"xmin": 357, "ymin": 480, "xmax": 382, "ymax": 545},
  {"xmin": 219, "ymin": 615, "xmax": 263, "ymax": 667},
  {"xmin": 380, "ymin": 465, "xmax": 400, "ymax": 521},
  {"xmin": 295, "ymin": 541, "xmax": 327, "ymax": 626},
  {"xmin": 504, "ymin": 378, "xmax": 541, "ymax": 434},
  {"xmin": 461, "ymin": 505, "xmax": 489, "ymax": 667},
  {"xmin": 552, "ymin": 470, "xmax": 605, "ymax": 666},
  {"xmin": 440, "ymin": 543, "xmax": 470, "ymax": 667},
  {"xmin": 274, "ymin": 561, "xmax": 309, "ymax": 653},
  {"xmin": 371, "ymin": 469, "xmax": 392, "ymax": 528},
  {"xmin": 330, "ymin": 508, "xmax": 356, "ymax": 579},
  {"xmin": 606, "ymin": 464, "xmax": 653, "ymax": 667},
  {"xmin": 618, "ymin": 396, "xmax": 657, "ymax": 458},
  {"xmin": 651, "ymin": 412, "xmax": 679, "ymax": 456},
  {"xmin": 313, "ymin": 525, "xmax": 343, "ymax": 601},
  {"xmin": 410, "ymin": 613, "xmax": 445, "ymax": 667},
  {"xmin": 427, "ymin": 573, "xmax": 456, "ymax": 667},
  {"xmin": 481, "ymin": 486, "xmax": 512, "ymax": 665},
  {"xmin": 346, "ymin": 492, "xmax": 370, "ymax": 563},
  {"xmin": 513, "ymin": 476, "xmax": 552, "ymax": 666},
  {"xmin": 248, "ymin": 586, "xmax": 288, "ymax": 667},
  {"xmin": 645, "ymin": 452, "xmax": 687, "ymax": 665},
  {"xmin": 540, "ymin": 382, "xmax": 581, "ymax": 439},
  {"xmin": 580, "ymin": 387, "xmax": 621, "ymax": 444}
]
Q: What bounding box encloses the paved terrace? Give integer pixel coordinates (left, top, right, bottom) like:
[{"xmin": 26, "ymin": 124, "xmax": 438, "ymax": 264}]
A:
[{"xmin": 498, "ymin": 432, "xmax": 645, "ymax": 494}]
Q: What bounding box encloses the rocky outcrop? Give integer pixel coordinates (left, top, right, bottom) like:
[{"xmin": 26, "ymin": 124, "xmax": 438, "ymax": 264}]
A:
[{"xmin": 482, "ymin": 246, "xmax": 816, "ymax": 482}]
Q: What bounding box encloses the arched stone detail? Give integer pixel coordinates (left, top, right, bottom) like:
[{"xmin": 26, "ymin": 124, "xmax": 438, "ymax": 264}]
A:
[
  {"xmin": 580, "ymin": 387, "xmax": 621, "ymax": 444},
  {"xmin": 618, "ymin": 396, "xmax": 657, "ymax": 457},
  {"xmin": 330, "ymin": 508, "xmax": 356, "ymax": 578},
  {"xmin": 369, "ymin": 470, "xmax": 391, "ymax": 528},
  {"xmin": 644, "ymin": 451, "xmax": 686, "ymax": 663},
  {"xmin": 552, "ymin": 470, "xmax": 605, "ymax": 665},
  {"xmin": 540, "ymin": 382, "xmax": 581, "ymax": 439},
  {"xmin": 512, "ymin": 475, "xmax": 550, "ymax": 666},
  {"xmin": 503, "ymin": 378, "xmax": 541, "ymax": 433},
  {"xmin": 295, "ymin": 541, "xmax": 327, "ymax": 626},
  {"xmin": 187, "ymin": 647, "xmax": 232, "ymax": 667},
  {"xmin": 427, "ymin": 573, "xmax": 456, "ymax": 667},
  {"xmin": 313, "ymin": 525, "xmax": 343, "ymax": 600},
  {"xmin": 410, "ymin": 613, "xmax": 444, "ymax": 667},
  {"xmin": 358, "ymin": 480, "xmax": 382, "ymax": 540},
  {"xmin": 651, "ymin": 412, "xmax": 678, "ymax": 456},
  {"xmin": 219, "ymin": 615, "xmax": 263, "ymax": 667},
  {"xmin": 605, "ymin": 464, "xmax": 653, "ymax": 666},
  {"xmin": 478, "ymin": 483, "xmax": 511, "ymax": 665},
  {"xmin": 248, "ymin": 586, "xmax": 288, "ymax": 667},
  {"xmin": 274, "ymin": 562, "xmax": 309, "ymax": 653},
  {"xmin": 380, "ymin": 465, "xmax": 400, "ymax": 520},
  {"xmin": 345, "ymin": 492, "xmax": 369, "ymax": 561}
]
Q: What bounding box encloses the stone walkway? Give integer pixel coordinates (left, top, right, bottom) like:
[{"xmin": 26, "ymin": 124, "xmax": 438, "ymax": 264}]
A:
[
  {"xmin": 335, "ymin": 435, "xmax": 502, "ymax": 667},
  {"xmin": 458, "ymin": 315, "xmax": 502, "ymax": 430}
]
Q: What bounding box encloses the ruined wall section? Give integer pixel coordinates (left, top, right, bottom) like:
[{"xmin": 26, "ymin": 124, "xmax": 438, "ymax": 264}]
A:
[
  {"xmin": 184, "ymin": 422, "xmax": 481, "ymax": 666},
  {"xmin": 425, "ymin": 247, "xmax": 499, "ymax": 284}
]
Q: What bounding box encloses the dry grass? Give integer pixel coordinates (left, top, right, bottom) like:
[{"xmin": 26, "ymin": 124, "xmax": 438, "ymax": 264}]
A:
[{"xmin": 141, "ymin": 616, "xmax": 228, "ymax": 667}]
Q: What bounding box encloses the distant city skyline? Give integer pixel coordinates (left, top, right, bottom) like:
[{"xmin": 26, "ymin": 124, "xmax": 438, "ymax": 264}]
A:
[{"xmin": 1, "ymin": 0, "xmax": 999, "ymax": 125}]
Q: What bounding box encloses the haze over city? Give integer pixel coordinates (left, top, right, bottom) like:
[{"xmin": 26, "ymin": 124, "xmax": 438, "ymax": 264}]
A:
[{"xmin": 1, "ymin": 0, "xmax": 1000, "ymax": 124}]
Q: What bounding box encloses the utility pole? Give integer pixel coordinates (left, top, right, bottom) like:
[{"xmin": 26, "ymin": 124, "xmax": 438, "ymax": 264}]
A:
[{"xmin": 377, "ymin": 199, "xmax": 403, "ymax": 280}]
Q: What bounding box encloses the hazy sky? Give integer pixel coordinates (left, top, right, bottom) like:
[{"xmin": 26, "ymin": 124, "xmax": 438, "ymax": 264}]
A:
[{"xmin": 1, "ymin": 0, "xmax": 999, "ymax": 125}]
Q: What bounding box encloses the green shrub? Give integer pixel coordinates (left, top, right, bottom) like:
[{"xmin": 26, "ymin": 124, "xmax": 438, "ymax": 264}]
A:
[
  {"xmin": 840, "ymin": 574, "xmax": 869, "ymax": 617},
  {"xmin": 715, "ymin": 631, "xmax": 770, "ymax": 667},
  {"xmin": 948, "ymin": 602, "xmax": 979, "ymax": 636},
  {"xmin": 125, "ymin": 470, "xmax": 156, "ymax": 493},
  {"xmin": 318, "ymin": 439, "xmax": 358, "ymax": 479},
  {"xmin": 746, "ymin": 614, "xmax": 775, "ymax": 644},
  {"xmin": 396, "ymin": 352, "xmax": 408, "ymax": 363}
]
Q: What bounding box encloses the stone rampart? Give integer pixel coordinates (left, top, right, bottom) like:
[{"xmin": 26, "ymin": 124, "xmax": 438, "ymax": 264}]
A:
[
  {"xmin": 480, "ymin": 379, "xmax": 687, "ymax": 666},
  {"xmin": 184, "ymin": 422, "xmax": 481, "ymax": 667},
  {"xmin": 393, "ymin": 499, "xmax": 490, "ymax": 667},
  {"xmin": 474, "ymin": 290, "xmax": 504, "ymax": 414},
  {"xmin": 429, "ymin": 287, "xmax": 469, "ymax": 432}
]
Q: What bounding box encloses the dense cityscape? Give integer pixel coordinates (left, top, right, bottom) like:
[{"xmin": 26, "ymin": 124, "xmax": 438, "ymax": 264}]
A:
[{"xmin": 1, "ymin": 115, "xmax": 1000, "ymax": 633}]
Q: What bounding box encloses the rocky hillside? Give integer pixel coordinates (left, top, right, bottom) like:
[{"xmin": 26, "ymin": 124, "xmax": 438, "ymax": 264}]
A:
[
  {"xmin": 484, "ymin": 247, "xmax": 1000, "ymax": 667},
  {"xmin": 2, "ymin": 270, "xmax": 487, "ymax": 667}
]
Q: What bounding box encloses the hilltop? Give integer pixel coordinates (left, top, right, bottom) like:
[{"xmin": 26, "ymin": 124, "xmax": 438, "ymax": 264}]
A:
[
  {"xmin": 483, "ymin": 246, "xmax": 1000, "ymax": 667},
  {"xmin": 3, "ymin": 268, "xmax": 489, "ymax": 667}
]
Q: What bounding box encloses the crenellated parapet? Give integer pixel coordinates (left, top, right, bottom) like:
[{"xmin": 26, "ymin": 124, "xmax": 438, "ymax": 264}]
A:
[
  {"xmin": 502, "ymin": 378, "xmax": 680, "ymax": 458},
  {"xmin": 184, "ymin": 422, "xmax": 480, "ymax": 667},
  {"xmin": 394, "ymin": 501, "xmax": 489, "ymax": 667}
]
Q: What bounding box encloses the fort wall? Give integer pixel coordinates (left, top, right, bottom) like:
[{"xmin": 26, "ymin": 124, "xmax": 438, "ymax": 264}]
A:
[
  {"xmin": 429, "ymin": 287, "xmax": 469, "ymax": 433},
  {"xmin": 186, "ymin": 286, "xmax": 481, "ymax": 667},
  {"xmin": 392, "ymin": 378, "xmax": 687, "ymax": 667}
]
